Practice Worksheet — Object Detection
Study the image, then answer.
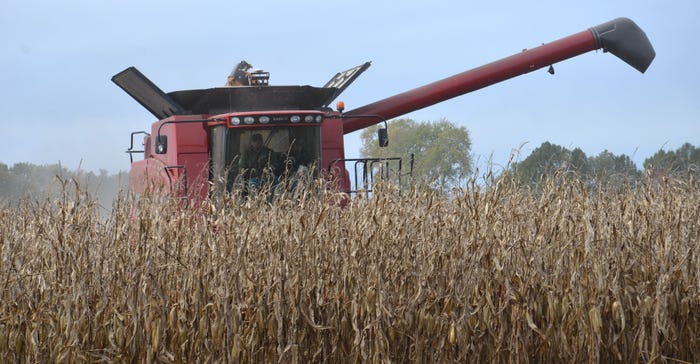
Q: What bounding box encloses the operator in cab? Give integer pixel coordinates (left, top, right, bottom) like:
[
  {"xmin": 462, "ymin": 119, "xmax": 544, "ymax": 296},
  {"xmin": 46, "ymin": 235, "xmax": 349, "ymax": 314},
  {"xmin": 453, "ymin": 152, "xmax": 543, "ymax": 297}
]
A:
[{"xmin": 240, "ymin": 133, "xmax": 277, "ymax": 187}]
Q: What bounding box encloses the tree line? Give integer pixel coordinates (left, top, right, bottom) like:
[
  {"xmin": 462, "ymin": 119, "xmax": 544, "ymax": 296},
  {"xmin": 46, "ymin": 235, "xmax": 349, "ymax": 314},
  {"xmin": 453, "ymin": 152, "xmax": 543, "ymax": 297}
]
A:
[
  {"xmin": 360, "ymin": 118, "xmax": 699, "ymax": 189},
  {"xmin": 514, "ymin": 141, "xmax": 700, "ymax": 188},
  {"xmin": 0, "ymin": 162, "xmax": 128, "ymax": 211}
]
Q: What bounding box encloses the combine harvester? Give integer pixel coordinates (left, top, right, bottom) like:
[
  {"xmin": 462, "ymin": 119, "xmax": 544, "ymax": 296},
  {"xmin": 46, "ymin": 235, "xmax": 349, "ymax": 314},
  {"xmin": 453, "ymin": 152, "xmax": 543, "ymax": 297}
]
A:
[{"xmin": 114, "ymin": 17, "xmax": 654, "ymax": 203}]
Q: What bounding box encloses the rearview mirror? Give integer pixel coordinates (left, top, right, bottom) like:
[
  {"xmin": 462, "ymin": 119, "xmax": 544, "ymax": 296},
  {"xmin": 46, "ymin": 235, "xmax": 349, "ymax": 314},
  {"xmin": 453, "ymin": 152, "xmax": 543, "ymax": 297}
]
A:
[{"xmin": 155, "ymin": 135, "xmax": 168, "ymax": 154}]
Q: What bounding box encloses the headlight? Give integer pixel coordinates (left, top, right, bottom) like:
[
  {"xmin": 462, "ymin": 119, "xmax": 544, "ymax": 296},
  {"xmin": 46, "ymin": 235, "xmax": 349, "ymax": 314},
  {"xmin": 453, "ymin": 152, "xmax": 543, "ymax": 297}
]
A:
[
  {"xmin": 315, "ymin": 115, "xmax": 323, "ymax": 123},
  {"xmin": 304, "ymin": 115, "xmax": 315, "ymax": 123},
  {"xmin": 290, "ymin": 115, "xmax": 301, "ymax": 123},
  {"xmin": 259, "ymin": 116, "xmax": 270, "ymax": 124},
  {"xmin": 244, "ymin": 116, "xmax": 255, "ymax": 124},
  {"xmin": 231, "ymin": 117, "xmax": 241, "ymax": 125}
]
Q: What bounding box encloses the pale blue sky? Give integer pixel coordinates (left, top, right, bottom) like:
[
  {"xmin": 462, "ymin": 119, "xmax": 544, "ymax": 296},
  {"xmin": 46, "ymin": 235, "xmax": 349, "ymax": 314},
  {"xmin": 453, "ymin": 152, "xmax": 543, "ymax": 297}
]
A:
[{"xmin": 1, "ymin": 0, "xmax": 697, "ymax": 174}]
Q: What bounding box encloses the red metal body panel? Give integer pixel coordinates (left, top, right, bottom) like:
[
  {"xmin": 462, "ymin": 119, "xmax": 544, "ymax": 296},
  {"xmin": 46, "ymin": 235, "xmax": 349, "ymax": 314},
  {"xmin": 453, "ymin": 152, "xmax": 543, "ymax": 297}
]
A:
[
  {"xmin": 342, "ymin": 30, "xmax": 597, "ymax": 134},
  {"xmin": 129, "ymin": 158, "xmax": 168, "ymax": 194},
  {"xmin": 130, "ymin": 115, "xmax": 209, "ymax": 200},
  {"xmin": 320, "ymin": 113, "xmax": 350, "ymax": 191}
]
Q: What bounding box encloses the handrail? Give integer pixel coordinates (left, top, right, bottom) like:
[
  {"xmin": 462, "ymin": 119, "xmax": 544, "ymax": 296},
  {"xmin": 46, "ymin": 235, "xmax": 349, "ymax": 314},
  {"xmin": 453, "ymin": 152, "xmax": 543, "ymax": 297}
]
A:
[
  {"xmin": 328, "ymin": 157, "xmax": 409, "ymax": 194},
  {"xmin": 125, "ymin": 131, "xmax": 150, "ymax": 163},
  {"xmin": 164, "ymin": 165, "xmax": 188, "ymax": 200}
]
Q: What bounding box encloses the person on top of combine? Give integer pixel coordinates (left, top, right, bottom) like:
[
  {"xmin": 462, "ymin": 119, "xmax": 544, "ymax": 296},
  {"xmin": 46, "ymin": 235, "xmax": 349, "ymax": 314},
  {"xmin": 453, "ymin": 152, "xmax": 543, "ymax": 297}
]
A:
[
  {"xmin": 240, "ymin": 133, "xmax": 278, "ymax": 187},
  {"xmin": 225, "ymin": 60, "xmax": 252, "ymax": 86}
]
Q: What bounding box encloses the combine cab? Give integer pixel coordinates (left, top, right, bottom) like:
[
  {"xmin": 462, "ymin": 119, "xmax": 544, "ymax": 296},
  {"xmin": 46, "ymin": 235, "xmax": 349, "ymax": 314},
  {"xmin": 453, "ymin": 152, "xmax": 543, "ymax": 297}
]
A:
[{"xmin": 114, "ymin": 17, "xmax": 654, "ymax": 203}]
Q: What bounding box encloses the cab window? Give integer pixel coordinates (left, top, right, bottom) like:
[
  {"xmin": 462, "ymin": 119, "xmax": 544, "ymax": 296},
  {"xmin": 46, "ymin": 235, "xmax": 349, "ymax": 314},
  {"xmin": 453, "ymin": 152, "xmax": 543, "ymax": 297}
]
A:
[{"xmin": 225, "ymin": 126, "xmax": 320, "ymax": 188}]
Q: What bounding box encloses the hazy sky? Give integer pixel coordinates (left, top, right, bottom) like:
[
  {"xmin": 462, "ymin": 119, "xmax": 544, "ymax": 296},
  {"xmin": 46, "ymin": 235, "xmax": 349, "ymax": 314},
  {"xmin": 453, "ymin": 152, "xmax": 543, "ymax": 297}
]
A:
[{"xmin": 1, "ymin": 0, "xmax": 698, "ymax": 174}]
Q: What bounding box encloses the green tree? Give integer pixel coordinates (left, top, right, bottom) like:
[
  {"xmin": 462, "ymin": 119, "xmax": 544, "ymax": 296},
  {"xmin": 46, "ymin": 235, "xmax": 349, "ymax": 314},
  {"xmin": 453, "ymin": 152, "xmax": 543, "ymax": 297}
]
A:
[
  {"xmin": 644, "ymin": 143, "xmax": 700, "ymax": 177},
  {"xmin": 515, "ymin": 142, "xmax": 580, "ymax": 185},
  {"xmin": 587, "ymin": 150, "xmax": 640, "ymax": 188},
  {"xmin": 515, "ymin": 142, "xmax": 647, "ymax": 188},
  {"xmin": 570, "ymin": 147, "xmax": 590, "ymax": 176},
  {"xmin": 360, "ymin": 118, "xmax": 472, "ymax": 189}
]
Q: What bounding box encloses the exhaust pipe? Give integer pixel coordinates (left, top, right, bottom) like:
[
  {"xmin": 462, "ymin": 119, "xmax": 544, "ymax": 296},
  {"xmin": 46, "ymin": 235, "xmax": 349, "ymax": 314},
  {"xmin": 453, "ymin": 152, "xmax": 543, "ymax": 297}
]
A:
[{"xmin": 590, "ymin": 17, "xmax": 655, "ymax": 73}]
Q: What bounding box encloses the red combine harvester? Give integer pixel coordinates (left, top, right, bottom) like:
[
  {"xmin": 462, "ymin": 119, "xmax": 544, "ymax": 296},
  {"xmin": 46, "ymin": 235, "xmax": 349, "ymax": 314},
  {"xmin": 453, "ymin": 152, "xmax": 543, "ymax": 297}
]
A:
[{"xmin": 114, "ymin": 17, "xmax": 654, "ymax": 203}]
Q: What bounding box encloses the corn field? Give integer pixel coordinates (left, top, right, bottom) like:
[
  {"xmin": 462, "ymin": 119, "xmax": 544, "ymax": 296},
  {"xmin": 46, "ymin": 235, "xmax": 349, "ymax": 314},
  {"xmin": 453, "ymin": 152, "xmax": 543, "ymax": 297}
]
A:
[{"xmin": 1, "ymin": 174, "xmax": 699, "ymax": 363}]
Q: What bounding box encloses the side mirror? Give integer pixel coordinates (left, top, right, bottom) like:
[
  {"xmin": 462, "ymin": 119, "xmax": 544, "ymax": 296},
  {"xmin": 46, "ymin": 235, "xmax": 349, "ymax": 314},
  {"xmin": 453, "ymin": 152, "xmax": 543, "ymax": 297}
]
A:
[
  {"xmin": 155, "ymin": 134, "xmax": 168, "ymax": 154},
  {"xmin": 378, "ymin": 127, "xmax": 389, "ymax": 147}
]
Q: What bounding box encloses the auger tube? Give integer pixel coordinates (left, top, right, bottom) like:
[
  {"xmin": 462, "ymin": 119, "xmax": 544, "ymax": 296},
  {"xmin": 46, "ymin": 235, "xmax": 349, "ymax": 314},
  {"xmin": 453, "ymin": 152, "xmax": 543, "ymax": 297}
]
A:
[{"xmin": 342, "ymin": 17, "xmax": 655, "ymax": 135}]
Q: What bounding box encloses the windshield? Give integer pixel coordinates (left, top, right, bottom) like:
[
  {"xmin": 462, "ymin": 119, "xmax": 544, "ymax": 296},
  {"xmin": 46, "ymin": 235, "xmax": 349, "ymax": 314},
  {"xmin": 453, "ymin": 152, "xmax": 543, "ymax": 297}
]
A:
[{"xmin": 220, "ymin": 126, "xmax": 321, "ymax": 191}]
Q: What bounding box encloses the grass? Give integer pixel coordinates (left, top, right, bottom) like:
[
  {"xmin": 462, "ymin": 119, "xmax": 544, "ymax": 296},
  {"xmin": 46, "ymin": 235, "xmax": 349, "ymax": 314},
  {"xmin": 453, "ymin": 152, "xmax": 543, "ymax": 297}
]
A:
[{"xmin": 1, "ymin": 174, "xmax": 699, "ymax": 363}]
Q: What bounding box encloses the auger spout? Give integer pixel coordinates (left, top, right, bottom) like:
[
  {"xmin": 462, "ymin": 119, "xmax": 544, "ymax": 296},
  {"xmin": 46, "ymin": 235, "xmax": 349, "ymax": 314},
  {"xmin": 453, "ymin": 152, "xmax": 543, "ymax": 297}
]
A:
[{"xmin": 590, "ymin": 17, "xmax": 655, "ymax": 73}]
